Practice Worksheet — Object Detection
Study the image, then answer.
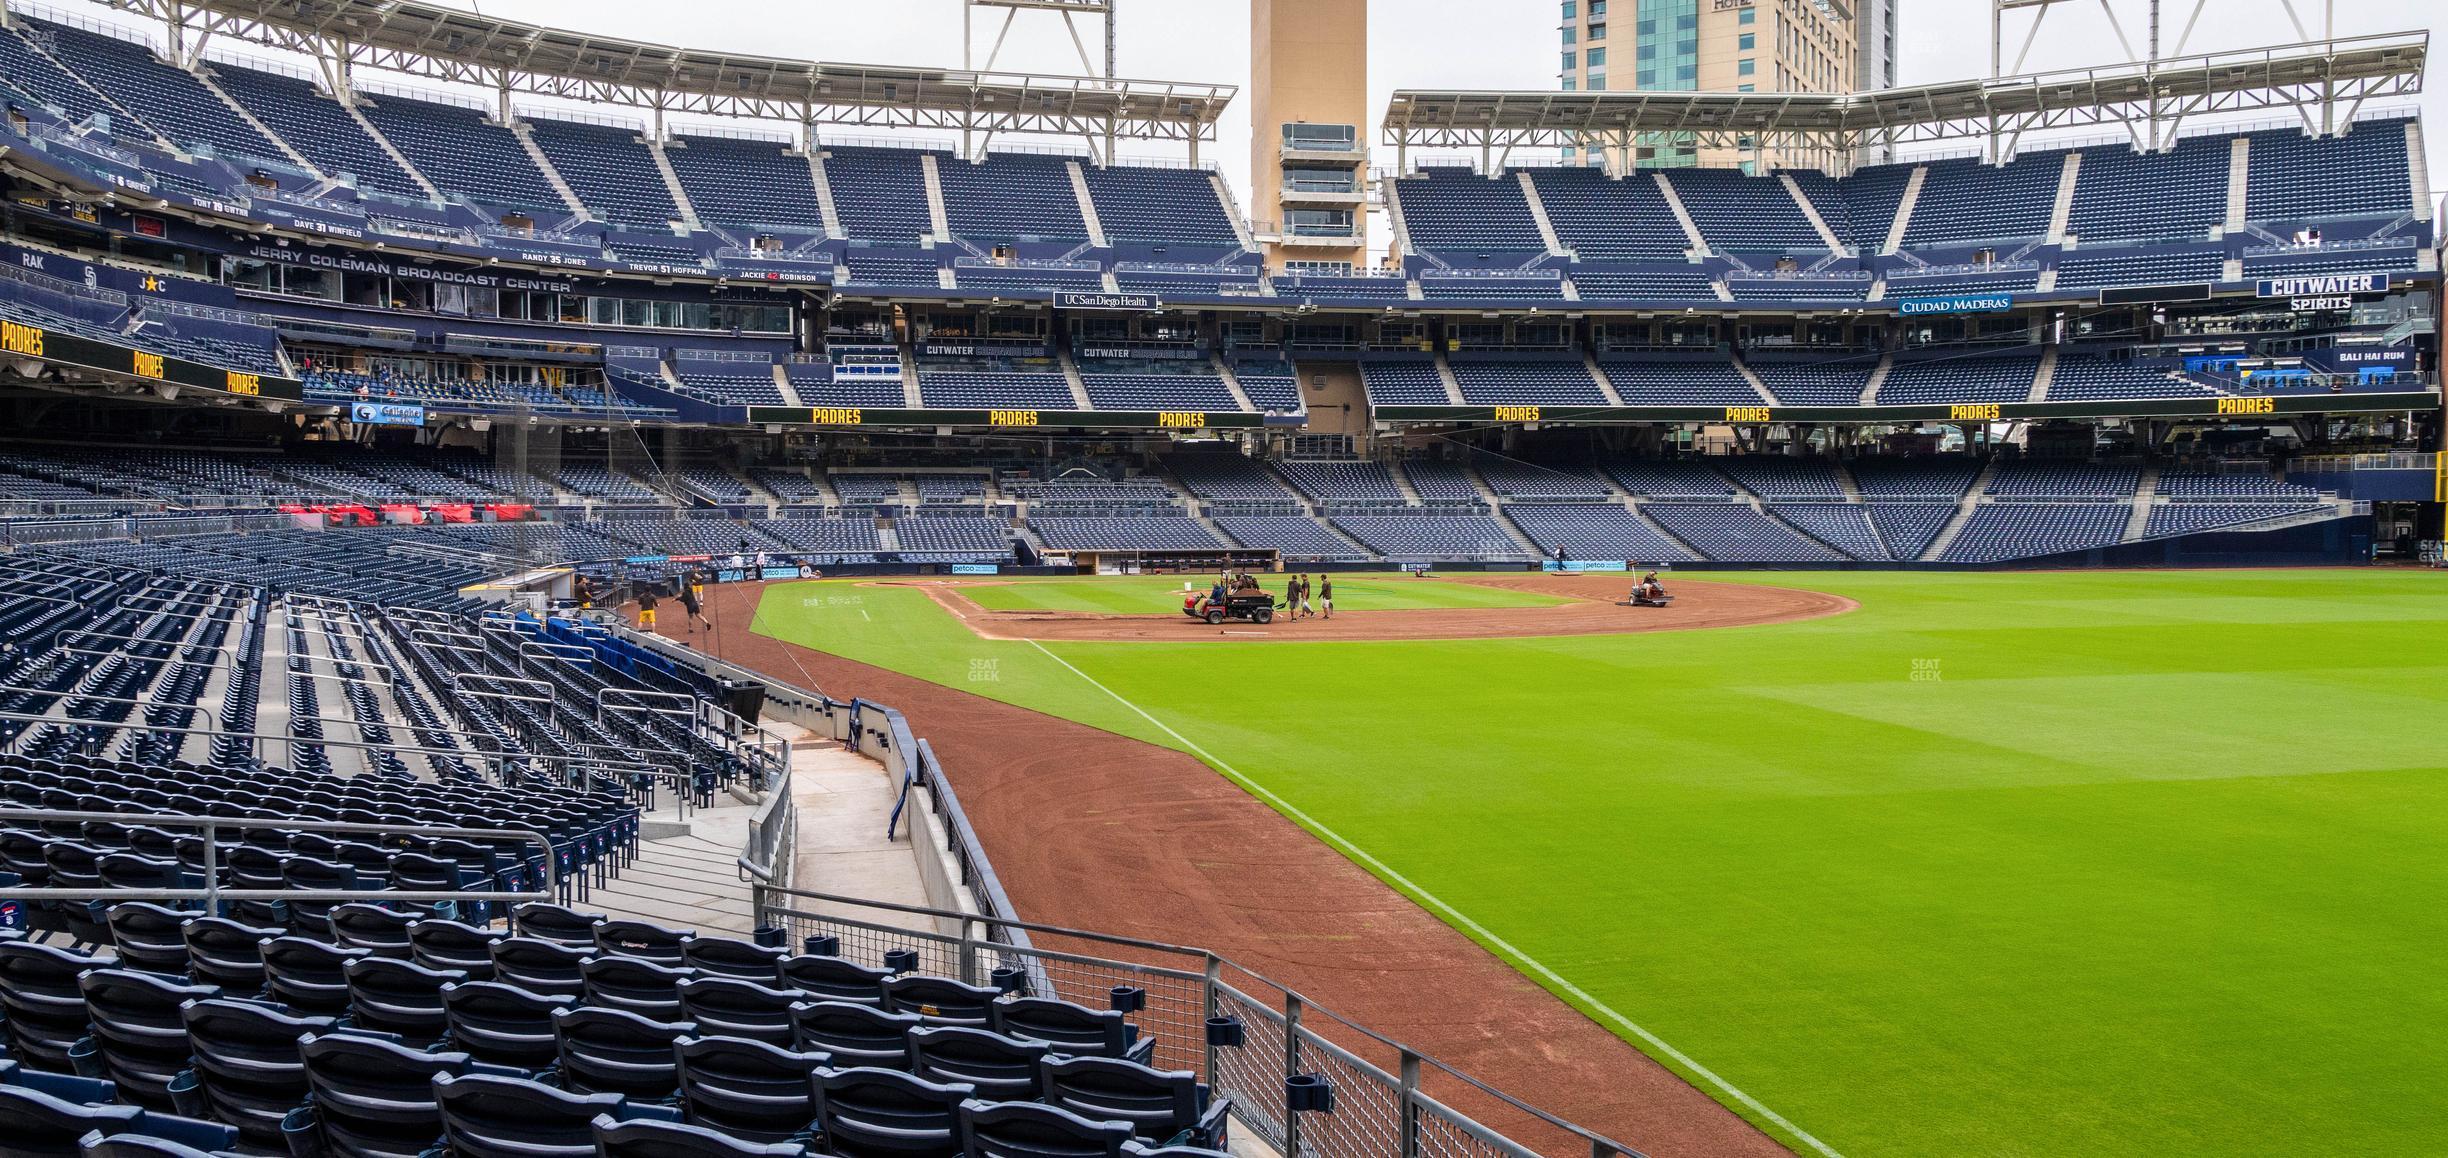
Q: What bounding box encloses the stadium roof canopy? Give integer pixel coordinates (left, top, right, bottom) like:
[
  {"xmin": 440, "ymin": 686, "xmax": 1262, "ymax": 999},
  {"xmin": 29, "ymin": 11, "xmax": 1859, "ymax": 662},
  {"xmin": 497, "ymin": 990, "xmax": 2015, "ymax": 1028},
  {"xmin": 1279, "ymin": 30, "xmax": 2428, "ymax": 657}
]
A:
[
  {"xmin": 1384, "ymin": 31, "xmax": 2425, "ymax": 170},
  {"xmin": 91, "ymin": 0, "xmax": 1235, "ymax": 155}
]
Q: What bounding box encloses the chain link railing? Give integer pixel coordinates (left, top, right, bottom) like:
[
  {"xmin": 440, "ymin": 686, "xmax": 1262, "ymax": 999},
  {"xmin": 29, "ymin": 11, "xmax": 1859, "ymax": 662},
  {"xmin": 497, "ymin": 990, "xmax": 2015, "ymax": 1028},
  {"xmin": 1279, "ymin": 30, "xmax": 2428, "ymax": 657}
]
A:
[{"xmin": 751, "ymin": 885, "xmax": 1641, "ymax": 1158}]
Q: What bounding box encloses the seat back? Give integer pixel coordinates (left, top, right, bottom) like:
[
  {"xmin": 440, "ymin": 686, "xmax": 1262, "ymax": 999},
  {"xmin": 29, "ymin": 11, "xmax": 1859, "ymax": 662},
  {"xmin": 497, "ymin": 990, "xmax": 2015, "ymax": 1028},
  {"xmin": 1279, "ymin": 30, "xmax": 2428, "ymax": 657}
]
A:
[
  {"xmin": 907, "ymin": 1026, "xmax": 1052, "ymax": 1101},
  {"xmin": 512, "ymin": 902, "xmax": 606, "ymax": 947},
  {"xmin": 580, "ymin": 955, "xmax": 695, "ymax": 1019},
  {"xmin": 491, "ymin": 936, "xmax": 594, "ymax": 998},
  {"xmin": 328, "ymin": 904, "xmax": 416, "ymax": 958},
  {"xmin": 343, "ymin": 957, "xmax": 467, "ymax": 1044},
  {"xmin": 433, "ymin": 1072, "xmax": 626, "ymax": 1158},
  {"xmin": 671, "ymin": 1035, "xmax": 829, "ymax": 1145},
  {"xmin": 680, "ymin": 935, "xmax": 784, "ymax": 982},
  {"xmin": 0, "ymin": 941, "xmax": 107, "ymax": 1069},
  {"xmin": 989, "ymin": 997, "xmax": 1137, "ymax": 1059},
  {"xmin": 76, "ymin": 969, "xmax": 220, "ymax": 1109},
  {"xmin": 956, "ymin": 1099, "xmax": 1135, "ymax": 1158},
  {"xmin": 102, "ymin": 902, "xmax": 193, "ymax": 975},
  {"xmin": 409, "ymin": 918, "xmax": 505, "ymax": 978},
  {"xmin": 179, "ymin": 998, "xmax": 335, "ymax": 1147},
  {"xmin": 298, "ymin": 1033, "xmax": 469, "ymax": 1155},
  {"xmin": 551, "ymin": 1006, "xmax": 695, "ymax": 1099},
  {"xmin": 809, "ymin": 1067, "xmax": 974, "ymax": 1158},
  {"xmin": 260, "ymin": 937, "xmax": 368, "ymax": 1015},
  {"xmin": 592, "ymin": 919, "xmax": 689, "ymax": 964},
  {"xmin": 590, "ymin": 1114, "xmax": 806, "ymax": 1157},
  {"xmin": 777, "ymin": 953, "xmax": 889, "ymax": 1007},
  {"xmin": 180, "ymin": 918, "xmax": 279, "ymax": 993},
  {"xmin": 1037, "ymin": 1057, "xmax": 1205, "ymax": 1143},
  {"xmin": 0, "ymin": 1085, "xmax": 142, "ymax": 1156},
  {"xmin": 791, "ymin": 1000, "xmax": 921, "ymax": 1069},
  {"xmin": 676, "ymin": 976, "xmax": 800, "ymax": 1045},
  {"xmin": 73, "ymin": 1134, "xmax": 220, "ymax": 1158},
  {"xmin": 441, "ymin": 980, "xmax": 576, "ymax": 1069},
  {"xmin": 881, "ymin": 975, "xmax": 998, "ymax": 1027},
  {"xmin": 96, "ymin": 853, "xmax": 182, "ymax": 893},
  {"xmin": 277, "ymin": 855, "xmax": 358, "ymax": 936}
]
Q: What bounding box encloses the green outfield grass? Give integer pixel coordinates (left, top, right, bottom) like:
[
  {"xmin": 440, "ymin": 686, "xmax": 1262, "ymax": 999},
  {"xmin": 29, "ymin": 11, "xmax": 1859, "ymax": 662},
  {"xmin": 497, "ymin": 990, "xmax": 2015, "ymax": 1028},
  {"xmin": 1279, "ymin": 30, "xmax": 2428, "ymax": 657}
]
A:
[
  {"xmin": 953, "ymin": 572, "xmax": 1570, "ymax": 614},
  {"xmin": 750, "ymin": 570, "xmax": 2448, "ymax": 1157}
]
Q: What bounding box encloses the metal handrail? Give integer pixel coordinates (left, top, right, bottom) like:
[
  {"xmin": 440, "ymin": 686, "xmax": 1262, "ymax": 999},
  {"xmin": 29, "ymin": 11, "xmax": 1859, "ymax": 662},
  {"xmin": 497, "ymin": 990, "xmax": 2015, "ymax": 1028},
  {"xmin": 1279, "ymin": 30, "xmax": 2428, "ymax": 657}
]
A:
[
  {"xmin": 752, "ymin": 883, "xmax": 1645, "ymax": 1158},
  {"xmin": 0, "ymin": 807, "xmax": 558, "ymax": 906}
]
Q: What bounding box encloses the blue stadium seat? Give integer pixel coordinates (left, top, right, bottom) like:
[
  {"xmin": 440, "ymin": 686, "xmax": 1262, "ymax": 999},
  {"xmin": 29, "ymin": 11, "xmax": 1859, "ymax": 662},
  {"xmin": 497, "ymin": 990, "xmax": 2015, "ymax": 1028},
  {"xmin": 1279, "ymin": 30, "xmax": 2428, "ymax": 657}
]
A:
[
  {"xmin": 432, "ymin": 1072, "xmax": 683, "ymax": 1158},
  {"xmin": 593, "ymin": 1115, "xmax": 807, "ymax": 1158},
  {"xmin": 956, "ymin": 1099, "xmax": 1135, "ymax": 1158},
  {"xmin": 673, "ymin": 1035, "xmax": 830, "ymax": 1145},
  {"xmin": 809, "ymin": 1067, "xmax": 974, "ymax": 1158}
]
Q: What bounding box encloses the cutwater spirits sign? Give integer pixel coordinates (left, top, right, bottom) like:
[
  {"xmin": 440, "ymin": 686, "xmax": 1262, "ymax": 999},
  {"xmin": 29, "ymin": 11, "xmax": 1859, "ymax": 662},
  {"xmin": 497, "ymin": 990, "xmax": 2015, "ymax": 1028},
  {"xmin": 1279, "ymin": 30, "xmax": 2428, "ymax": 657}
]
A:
[{"xmin": 2257, "ymin": 272, "xmax": 2389, "ymax": 312}]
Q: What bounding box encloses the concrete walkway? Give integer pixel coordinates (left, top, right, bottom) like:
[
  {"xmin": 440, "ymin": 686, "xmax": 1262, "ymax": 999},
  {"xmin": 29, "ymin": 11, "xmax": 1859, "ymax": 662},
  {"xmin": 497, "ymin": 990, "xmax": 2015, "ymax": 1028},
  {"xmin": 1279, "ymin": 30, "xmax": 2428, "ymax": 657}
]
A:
[
  {"xmin": 588, "ymin": 719, "xmax": 935, "ymax": 938},
  {"xmin": 787, "ymin": 727, "xmax": 936, "ymax": 921}
]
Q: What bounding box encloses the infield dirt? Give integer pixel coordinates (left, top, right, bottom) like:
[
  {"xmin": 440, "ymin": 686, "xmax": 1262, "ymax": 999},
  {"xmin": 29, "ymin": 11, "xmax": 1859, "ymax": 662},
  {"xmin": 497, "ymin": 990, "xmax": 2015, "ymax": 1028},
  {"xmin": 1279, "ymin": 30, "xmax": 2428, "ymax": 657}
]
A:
[{"xmin": 888, "ymin": 572, "xmax": 1853, "ymax": 643}]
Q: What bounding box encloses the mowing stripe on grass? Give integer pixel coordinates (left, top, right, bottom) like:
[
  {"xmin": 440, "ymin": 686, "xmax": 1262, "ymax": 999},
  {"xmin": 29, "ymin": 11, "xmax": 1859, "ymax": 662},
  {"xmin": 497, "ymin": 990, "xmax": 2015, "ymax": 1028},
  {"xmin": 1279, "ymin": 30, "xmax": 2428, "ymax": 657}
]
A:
[{"xmin": 1021, "ymin": 637, "xmax": 1846, "ymax": 1158}]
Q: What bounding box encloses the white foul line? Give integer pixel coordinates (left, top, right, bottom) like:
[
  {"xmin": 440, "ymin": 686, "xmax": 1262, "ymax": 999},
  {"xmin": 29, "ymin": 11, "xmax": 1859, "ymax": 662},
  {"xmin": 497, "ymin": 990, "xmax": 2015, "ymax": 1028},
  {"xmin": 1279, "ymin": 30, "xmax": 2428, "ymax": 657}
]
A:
[{"xmin": 1023, "ymin": 637, "xmax": 1846, "ymax": 1158}]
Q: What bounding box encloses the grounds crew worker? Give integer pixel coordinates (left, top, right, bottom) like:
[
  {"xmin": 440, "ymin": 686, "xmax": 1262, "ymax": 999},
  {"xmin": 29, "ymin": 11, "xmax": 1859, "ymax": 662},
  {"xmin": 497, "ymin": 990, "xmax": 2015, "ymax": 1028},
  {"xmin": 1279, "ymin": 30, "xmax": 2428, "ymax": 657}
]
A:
[{"xmin": 679, "ymin": 576, "xmax": 710, "ymax": 631}]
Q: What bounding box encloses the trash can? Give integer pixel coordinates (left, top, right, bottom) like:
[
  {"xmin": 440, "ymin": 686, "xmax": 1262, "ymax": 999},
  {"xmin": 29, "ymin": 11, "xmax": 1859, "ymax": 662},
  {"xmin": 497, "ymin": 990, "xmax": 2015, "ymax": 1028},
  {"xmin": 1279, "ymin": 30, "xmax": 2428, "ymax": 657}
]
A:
[{"xmin": 722, "ymin": 679, "xmax": 767, "ymax": 725}]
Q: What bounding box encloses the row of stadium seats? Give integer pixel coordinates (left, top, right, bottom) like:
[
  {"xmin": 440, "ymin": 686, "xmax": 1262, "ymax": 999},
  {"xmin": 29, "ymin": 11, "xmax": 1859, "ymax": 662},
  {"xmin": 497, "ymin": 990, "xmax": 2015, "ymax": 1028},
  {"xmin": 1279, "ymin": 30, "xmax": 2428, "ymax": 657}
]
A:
[
  {"xmin": 0, "ymin": 535, "xmax": 1240, "ymax": 1158},
  {"xmin": 1391, "ymin": 121, "xmax": 2417, "ymax": 262},
  {"xmin": 3, "ymin": 13, "xmax": 1241, "ymax": 252},
  {"xmin": 0, "ymin": 438, "xmax": 2338, "ymax": 570},
  {"xmin": 1, "ymin": 12, "xmax": 2421, "ymax": 323},
  {"xmin": 1333, "ymin": 350, "xmax": 2275, "ymax": 409},
  {"xmin": 0, "ymin": 896, "xmax": 1232, "ymax": 1157}
]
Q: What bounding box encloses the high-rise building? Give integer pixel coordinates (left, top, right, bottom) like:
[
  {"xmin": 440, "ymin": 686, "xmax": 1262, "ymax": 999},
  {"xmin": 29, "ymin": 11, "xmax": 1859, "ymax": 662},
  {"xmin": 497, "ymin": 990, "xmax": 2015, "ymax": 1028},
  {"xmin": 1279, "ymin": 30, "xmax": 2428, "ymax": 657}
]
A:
[
  {"xmin": 1251, "ymin": 0, "xmax": 1369, "ymax": 273},
  {"xmin": 1558, "ymin": 0, "xmax": 1895, "ymax": 173}
]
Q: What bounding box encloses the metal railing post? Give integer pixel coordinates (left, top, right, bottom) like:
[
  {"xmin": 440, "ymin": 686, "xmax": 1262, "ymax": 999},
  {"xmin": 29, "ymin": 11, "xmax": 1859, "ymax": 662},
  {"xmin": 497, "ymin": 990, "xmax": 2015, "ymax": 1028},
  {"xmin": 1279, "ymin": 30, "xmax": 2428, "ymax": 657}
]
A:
[
  {"xmin": 957, "ymin": 918, "xmax": 981, "ymax": 985},
  {"xmin": 1284, "ymin": 993, "xmax": 1305, "ymax": 1158},
  {"xmin": 1201, "ymin": 954, "xmax": 1222, "ymax": 1084},
  {"xmin": 1400, "ymin": 1049, "xmax": 1422, "ymax": 1158},
  {"xmin": 202, "ymin": 819, "xmax": 219, "ymax": 915}
]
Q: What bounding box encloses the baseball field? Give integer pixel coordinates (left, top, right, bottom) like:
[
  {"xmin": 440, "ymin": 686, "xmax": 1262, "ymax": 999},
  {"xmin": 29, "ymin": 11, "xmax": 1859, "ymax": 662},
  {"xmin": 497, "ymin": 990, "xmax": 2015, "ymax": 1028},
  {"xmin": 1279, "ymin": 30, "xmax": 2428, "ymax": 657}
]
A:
[{"xmin": 738, "ymin": 568, "xmax": 2448, "ymax": 1157}]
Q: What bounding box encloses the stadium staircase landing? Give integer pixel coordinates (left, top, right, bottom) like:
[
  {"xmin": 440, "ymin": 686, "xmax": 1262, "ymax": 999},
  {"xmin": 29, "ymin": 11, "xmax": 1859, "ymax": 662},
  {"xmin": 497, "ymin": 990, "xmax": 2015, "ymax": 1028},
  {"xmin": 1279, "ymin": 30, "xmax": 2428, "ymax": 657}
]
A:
[
  {"xmin": 590, "ymin": 719, "xmax": 937, "ymax": 937},
  {"xmin": 1922, "ymin": 461, "xmax": 2000, "ymax": 560},
  {"xmin": 2123, "ymin": 467, "xmax": 2162, "ymax": 541}
]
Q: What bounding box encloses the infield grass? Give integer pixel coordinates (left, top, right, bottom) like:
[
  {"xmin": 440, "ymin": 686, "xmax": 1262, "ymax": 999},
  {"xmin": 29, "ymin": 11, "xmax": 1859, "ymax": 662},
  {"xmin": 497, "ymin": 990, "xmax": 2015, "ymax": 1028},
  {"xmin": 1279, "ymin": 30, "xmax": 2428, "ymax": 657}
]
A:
[
  {"xmin": 751, "ymin": 569, "xmax": 2448, "ymax": 1157},
  {"xmin": 955, "ymin": 572, "xmax": 1569, "ymax": 614}
]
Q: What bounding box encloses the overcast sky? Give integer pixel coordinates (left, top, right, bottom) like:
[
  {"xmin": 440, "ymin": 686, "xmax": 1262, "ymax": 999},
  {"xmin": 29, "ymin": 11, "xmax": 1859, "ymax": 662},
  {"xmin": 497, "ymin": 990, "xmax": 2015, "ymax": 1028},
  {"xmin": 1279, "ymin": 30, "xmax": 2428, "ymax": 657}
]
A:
[{"xmin": 123, "ymin": 0, "xmax": 2448, "ymax": 202}]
